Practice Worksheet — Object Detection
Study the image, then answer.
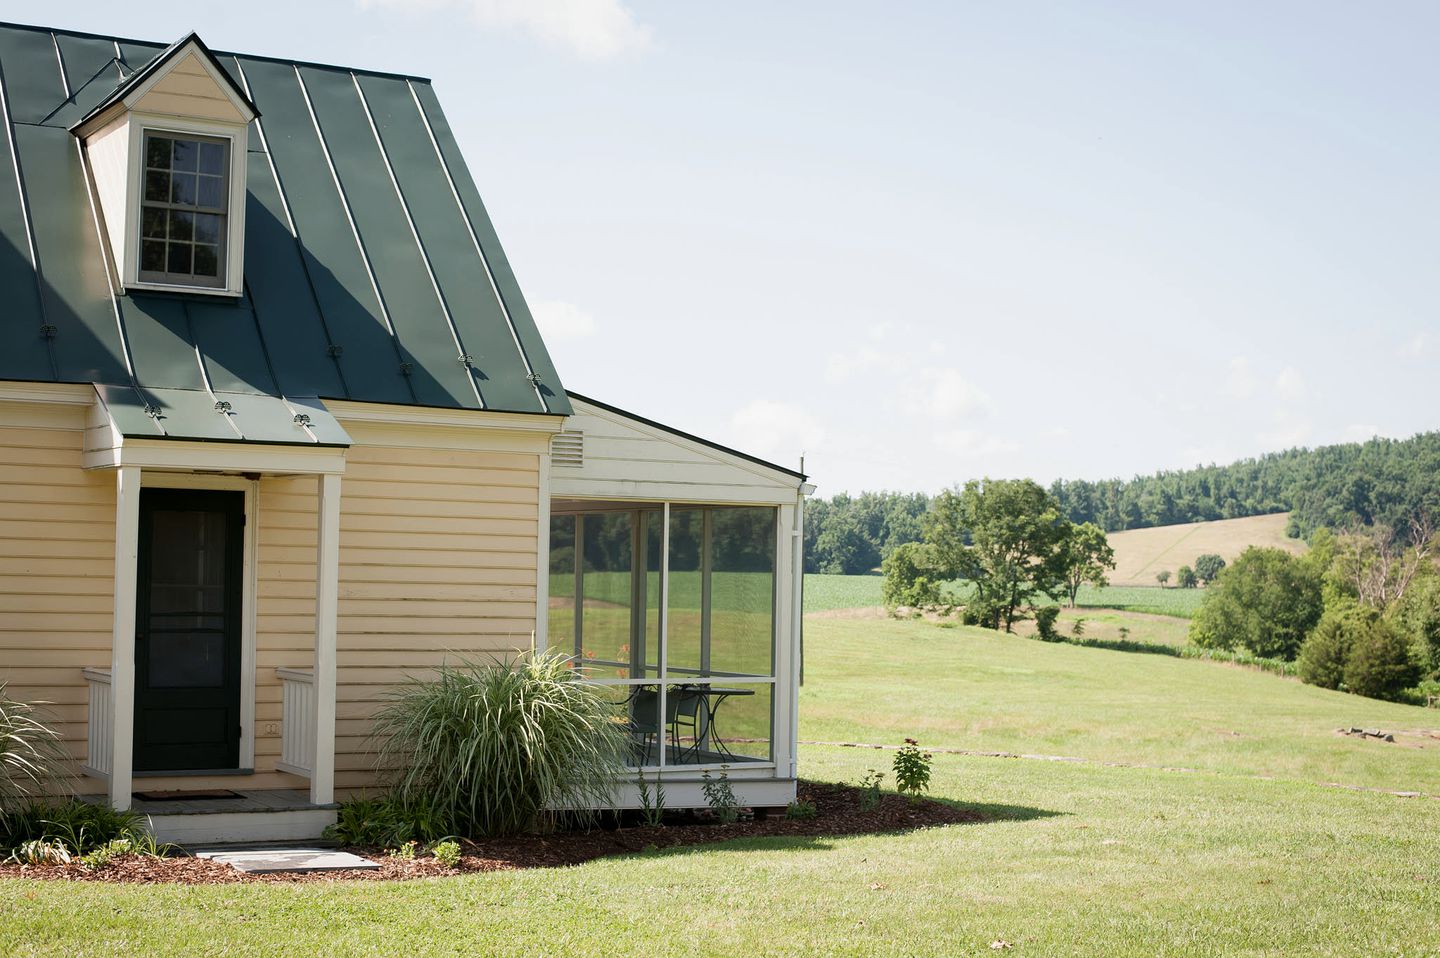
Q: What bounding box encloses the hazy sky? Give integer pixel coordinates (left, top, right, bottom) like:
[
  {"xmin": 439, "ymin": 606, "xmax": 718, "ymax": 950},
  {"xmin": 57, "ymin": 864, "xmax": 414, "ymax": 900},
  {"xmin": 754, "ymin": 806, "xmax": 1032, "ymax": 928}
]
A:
[{"xmin": 10, "ymin": 1, "xmax": 1438, "ymax": 494}]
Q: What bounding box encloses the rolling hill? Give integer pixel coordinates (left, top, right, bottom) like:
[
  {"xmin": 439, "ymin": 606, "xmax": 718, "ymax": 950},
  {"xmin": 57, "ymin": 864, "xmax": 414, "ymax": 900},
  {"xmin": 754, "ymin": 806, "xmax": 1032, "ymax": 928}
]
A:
[{"xmin": 1105, "ymin": 512, "xmax": 1307, "ymax": 586}]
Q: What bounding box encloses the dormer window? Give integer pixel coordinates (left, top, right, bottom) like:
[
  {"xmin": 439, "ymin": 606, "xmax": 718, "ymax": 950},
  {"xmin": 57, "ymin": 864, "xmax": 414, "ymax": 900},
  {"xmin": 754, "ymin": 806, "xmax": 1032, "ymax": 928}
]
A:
[
  {"xmin": 72, "ymin": 33, "xmax": 257, "ymax": 298},
  {"xmin": 140, "ymin": 132, "xmax": 231, "ymax": 288}
]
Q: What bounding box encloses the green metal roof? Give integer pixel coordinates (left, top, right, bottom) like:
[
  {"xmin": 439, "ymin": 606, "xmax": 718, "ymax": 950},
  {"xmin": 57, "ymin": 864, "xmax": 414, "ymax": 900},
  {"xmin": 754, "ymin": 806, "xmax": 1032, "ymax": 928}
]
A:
[{"xmin": 0, "ymin": 22, "xmax": 570, "ymax": 442}]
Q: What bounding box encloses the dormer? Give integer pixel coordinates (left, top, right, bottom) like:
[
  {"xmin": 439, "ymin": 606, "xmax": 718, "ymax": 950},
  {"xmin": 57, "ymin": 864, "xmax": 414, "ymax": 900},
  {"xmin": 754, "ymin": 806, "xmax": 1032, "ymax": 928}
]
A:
[{"xmin": 72, "ymin": 33, "xmax": 257, "ymax": 298}]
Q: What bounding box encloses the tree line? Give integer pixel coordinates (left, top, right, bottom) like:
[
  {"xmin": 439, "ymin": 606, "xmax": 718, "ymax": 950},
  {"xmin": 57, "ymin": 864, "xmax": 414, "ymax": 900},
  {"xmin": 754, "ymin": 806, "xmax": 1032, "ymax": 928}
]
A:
[{"xmin": 805, "ymin": 431, "xmax": 1440, "ymax": 572}]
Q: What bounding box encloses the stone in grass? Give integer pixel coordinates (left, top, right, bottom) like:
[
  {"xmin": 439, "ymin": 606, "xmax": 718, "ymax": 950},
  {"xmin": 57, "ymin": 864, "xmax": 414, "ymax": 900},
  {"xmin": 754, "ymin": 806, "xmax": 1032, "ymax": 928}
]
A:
[{"xmin": 195, "ymin": 848, "xmax": 380, "ymax": 874}]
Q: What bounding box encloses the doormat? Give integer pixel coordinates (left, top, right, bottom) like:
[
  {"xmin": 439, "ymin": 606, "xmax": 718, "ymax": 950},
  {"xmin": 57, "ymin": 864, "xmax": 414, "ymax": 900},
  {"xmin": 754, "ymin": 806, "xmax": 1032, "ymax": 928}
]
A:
[{"xmin": 133, "ymin": 789, "xmax": 241, "ymax": 801}]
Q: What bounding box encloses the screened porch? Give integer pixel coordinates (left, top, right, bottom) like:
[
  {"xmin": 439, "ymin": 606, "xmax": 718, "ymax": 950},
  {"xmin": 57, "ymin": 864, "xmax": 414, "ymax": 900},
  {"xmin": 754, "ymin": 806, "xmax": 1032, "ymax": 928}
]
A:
[{"xmin": 548, "ymin": 502, "xmax": 778, "ymax": 771}]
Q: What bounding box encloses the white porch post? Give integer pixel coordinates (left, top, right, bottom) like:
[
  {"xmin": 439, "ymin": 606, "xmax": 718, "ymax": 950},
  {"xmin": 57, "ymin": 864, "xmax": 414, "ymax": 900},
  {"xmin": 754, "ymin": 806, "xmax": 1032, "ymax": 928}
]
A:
[
  {"xmin": 311, "ymin": 473, "xmax": 341, "ymax": 805},
  {"xmin": 109, "ymin": 465, "xmax": 141, "ymax": 811}
]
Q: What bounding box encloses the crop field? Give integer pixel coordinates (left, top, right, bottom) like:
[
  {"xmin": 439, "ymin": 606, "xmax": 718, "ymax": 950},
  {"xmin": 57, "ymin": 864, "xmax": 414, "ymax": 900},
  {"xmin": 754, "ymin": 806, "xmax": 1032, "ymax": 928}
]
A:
[{"xmin": 1105, "ymin": 512, "xmax": 1307, "ymax": 586}]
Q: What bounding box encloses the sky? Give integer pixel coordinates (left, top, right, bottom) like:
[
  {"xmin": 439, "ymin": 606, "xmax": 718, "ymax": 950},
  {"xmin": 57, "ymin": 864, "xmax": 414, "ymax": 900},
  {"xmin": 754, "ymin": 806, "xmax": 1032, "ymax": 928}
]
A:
[{"xmin": 8, "ymin": 1, "xmax": 1438, "ymax": 495}]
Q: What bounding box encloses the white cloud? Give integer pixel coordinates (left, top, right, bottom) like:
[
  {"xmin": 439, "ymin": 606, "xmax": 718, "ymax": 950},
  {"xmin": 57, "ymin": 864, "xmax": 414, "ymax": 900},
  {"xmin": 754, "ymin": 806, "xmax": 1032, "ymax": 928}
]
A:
[
  {"xmin": 1341, "ymin": 423, "xmax": 1380, "ymax": 443},
  {"xmin": 901, "ymin": 367, "xmax": 993, "ymax": 419},
  {"xmin": 824, "ymin": 346, "xmax": 896, "ymax": 384},
  {"xmin": 1222, "ymin": 355, "xmax": 1256, "ymax": 400},
  {"xmin": 934, "ymin": 428, "xmax": 1020, "ymax": 458},
  {"xmin": 531, "ymin": 300, "xmax": 597, "ymax": 341},
  {"xmin": 1273, "ymin": 366, "xmax": 1306, "ymax": 403},
  {"xmin": 729, "ymin": 399, "xmax": 825, "ymax": 467},
  {"xmin": 360, "ymin": 0, "xmax": 652, "ymax": 59},
  {"xmin": 1400, "ymin": 332, "xmax": 1430, "ymax": 359}
]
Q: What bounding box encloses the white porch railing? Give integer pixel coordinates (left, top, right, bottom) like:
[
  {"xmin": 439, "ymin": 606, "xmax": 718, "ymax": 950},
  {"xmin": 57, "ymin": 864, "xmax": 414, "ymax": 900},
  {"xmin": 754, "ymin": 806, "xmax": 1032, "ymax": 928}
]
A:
[
  {"xmin": 276, "ymin": 667, "xmax": 317, "ymax": 778},
  {"xmin": 82, "ymin": 667, "xmax": 113, "ymax": 779}
]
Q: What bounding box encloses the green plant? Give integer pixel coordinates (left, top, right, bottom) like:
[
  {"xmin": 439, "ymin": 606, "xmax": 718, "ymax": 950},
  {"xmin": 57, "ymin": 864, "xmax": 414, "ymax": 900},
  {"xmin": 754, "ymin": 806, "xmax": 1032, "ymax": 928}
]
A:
[
  {"xmin": 79, "ymin": 837, "xmax": 134, "ymax": 870},
  {"xmin": 700, "ymin": 768, "xmax": 739, "ymax": 824},
  {"xmin": 881, "ymin": 542, "xmax": 950, "ymax": 613},
  {"xmin": 785, "ymin": 798, "xmax": 818, "ymax": 820},
  {"xmin": 1, "ymin": 799, "xmax": 150, "ymax": 855},
  {"xmin": 326, "ymin": 794, "xmax": 452, "ymax": 848},
  {"xmin": 1189, "ymin": 547, "xmax": 1323, "ymax": 659},
  {"xmin": 391, "ymin": 840, "xmax": 418, "ymax": 861},
  {"xmin": 1297, "ymin": 606, "xmax": 1361, "ymax": 690},
  {"xmin": 0, "ymin": 683, "xmax": 71, "ymax": 820},
  {"xmin": 858, "ymin": 769, "xmax": 885, "ymax": 811},
  {"xmin": 370, "ymin": 651, "xmax": 628, "ymax": 838},
  {"xmin": 892, "ymin": 738, "xmax": 932, "ymax": 798},
  {"xmin": 431, "ymin": 840, "xmax": 462, "ymax": 869},
  {"xmin": 1343, "ymin": 617, "xmax": 1421, "ymax": 701},
  {"xmin": 636, "ymin": 771, "xmax": 666, "ymax": 827},
  {"xmin": 11, "ymin": 838, "xmax": 70, "ymax": 865},
  {"xmin": 1070, "ymin": 617, "xmax": 1087, "ymax": 638},
  {"xmin": 1034, "ymin": 606, "xmax": 1062, "ymax": 642}
]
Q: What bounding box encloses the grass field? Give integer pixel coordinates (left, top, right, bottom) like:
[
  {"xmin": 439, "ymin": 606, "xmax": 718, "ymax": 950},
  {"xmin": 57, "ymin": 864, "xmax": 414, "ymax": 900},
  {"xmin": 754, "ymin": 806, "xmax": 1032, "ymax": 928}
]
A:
[
  {"xmin": 6, "ymin": 615, "xmax": 1439, "ymax": 956},
  {"xmin": 804, "ymin": 575, "xmax": 1205, "ymax": 618},
  {"xmin": 1106, "ymin": 512, "xmax": 1307, "ymax": 586}
]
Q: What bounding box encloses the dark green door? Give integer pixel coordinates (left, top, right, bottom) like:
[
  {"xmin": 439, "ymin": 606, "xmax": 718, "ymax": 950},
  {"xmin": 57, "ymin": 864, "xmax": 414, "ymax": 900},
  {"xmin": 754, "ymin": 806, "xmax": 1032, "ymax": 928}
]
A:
[{"xmin": 134, "ymin": 488, "xmax": 244, "ymax": 772}]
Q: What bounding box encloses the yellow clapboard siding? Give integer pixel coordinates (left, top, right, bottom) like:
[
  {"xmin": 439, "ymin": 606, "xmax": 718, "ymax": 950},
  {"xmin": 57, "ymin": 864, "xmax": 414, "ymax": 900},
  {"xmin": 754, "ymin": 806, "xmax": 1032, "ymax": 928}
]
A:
[
  {"xmin": 0, "ymin": 592, "xmax": 112, "ymax": 614},
  {"xmin": 0, "ymin": 501, "xmax": 115, "ymax": 523},
  {"xmin": 0, "ymin": 464, "xmax": 101, "ymax": 486},
  {"xmin": 348, "ymin": 445, "xmax": 536, "ymax": 470},
  {"xmin": 340, "ymin": 478, "xmax": 535, "ymax": 504},
  {"xmin": 342, "ymin": 461, "xmax": 536, "ymax": 487},
  {"xmin": 0, "ymin": 519, "xmax": 115, "ymax": 542},
  {"xmin": 0, "ymin": 574, "xmax": 114, "ymax": 596},
  {"xmin": 0, "ymin": 425, "xmax": 85, "ymax": 449},
  {"xmin": 0, "ymin": 539, "xmax": 114, "ymax": 560},
  {"xmin": 0, "ymin": 483, "xmax": 114, "ymax": 506},
  {"xmin": 338, "ymin": 564, "xmax": 535, "ymax": 586},
  {"xmin": 0, "ymin": 557, "xmax": 113, "ymax": 577}
]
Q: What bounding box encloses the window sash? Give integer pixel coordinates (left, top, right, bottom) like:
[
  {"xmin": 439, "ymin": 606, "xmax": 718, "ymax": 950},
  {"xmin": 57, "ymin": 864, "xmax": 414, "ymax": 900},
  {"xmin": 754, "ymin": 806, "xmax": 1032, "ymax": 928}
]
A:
[{"xmin": 137, "ymin": 130, "xmax": 231, "ymax": 290}]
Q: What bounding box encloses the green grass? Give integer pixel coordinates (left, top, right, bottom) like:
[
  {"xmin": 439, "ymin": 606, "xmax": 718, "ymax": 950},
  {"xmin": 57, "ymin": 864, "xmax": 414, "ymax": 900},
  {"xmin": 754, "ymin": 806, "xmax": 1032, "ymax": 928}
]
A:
[
  {"xmin": 803, "ymin": 575, "xmax": 1205, "ymax": 618},
  {"xmin": 6, "ymin": 617, "xmax": 1440, "ymax": 956}
]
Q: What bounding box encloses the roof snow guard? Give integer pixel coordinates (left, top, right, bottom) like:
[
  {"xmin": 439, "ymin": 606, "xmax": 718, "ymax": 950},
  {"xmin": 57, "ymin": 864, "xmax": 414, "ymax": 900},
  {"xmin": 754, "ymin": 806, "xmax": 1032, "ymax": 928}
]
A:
[{"xmin": 0, "ymin": 22, "xmax": 569, "ymax": 424}]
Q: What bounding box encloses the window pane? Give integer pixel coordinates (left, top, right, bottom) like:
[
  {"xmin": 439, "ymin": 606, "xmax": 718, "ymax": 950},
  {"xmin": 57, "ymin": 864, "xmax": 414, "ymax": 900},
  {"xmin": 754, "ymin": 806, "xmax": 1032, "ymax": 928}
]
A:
[
  {"xmin": 581, "ymin": 513, "xmax": 632, "ymax": 673},
  {"xmin": 193, "ymin": 212, "xmax": 222, "ymax": 245},
  {"xmin": 172, "ymin": 139, "xmax": 198, "ymax": 171},
  {"xmin": 665, "ymin": 509, "xmax": 703, "ymax": 677},
  {"xmin": 142, "ymin": 207, "xmax": 167, "ymax": 238},
  {"xmin": 146, "ymin": 136, "xmax": 171, "ymax": 169},
  {"xmin": 141, "ymin": 241, "xmax": 166, "ymax": 272},
  {"xmin": 708, "ymin": 508, "xmax": 775, "ymax": 677},
  {"xmin": 193, "ymin": 245, "xmax": 219, "ymax": 277},
  {"xmin": 663, "ymin": 682, "xmax": 771, "ymax": 765},
  {"xmin": 170, "ymin": 173, "xmax": 197, "ymax": 206},
  {"xmin": 198, "ymin": 141, "xmax": 226, "ymax": 175},
  {"xmin": 167, "ymin": 243, "xmax": 192, "ymax": 275},
  {"xmin": 197, "ymin": 175, "xmax": 224, "ymax": 209},
  {"xmin": 547, "ymin": 515, "xmax": 576, "ymax": 655},
  {"xmin": 169, "ymin": 211, "xmax": 194, "ymax": 242},
  {"xmin": 149, "ymin": 632, "xmax": 225, "ymax": 688},
  {"xmin": 145, "ymin": 171, "xmax": 169, "ymax": 202}
]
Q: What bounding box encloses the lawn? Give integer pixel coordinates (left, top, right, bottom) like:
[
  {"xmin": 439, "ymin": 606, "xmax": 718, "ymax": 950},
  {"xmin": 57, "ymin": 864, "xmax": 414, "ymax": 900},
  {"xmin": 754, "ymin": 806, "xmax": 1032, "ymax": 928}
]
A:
[
  {"xmin": 5, "ymin": 616, "xmax": 1438, "ymax": 956},
  {"xmin": 804, "ymin": 574, "xmax": 1205, "ymax": 618}
]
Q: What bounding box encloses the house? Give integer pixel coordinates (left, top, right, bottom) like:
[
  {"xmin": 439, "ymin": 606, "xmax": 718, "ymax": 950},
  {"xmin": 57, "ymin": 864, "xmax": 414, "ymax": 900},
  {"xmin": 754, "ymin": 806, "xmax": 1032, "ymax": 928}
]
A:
[{"xmin": 0, "ymin": 23, "xmax": 811, "ymax": 843}]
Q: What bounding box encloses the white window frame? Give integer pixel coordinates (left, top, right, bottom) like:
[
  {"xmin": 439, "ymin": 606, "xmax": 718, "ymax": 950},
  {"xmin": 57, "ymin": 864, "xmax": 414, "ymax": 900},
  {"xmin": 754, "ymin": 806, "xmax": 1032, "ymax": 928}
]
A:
[{"xmin": 121, "ymin": 113, "xmax": 249, "ymax": 298}]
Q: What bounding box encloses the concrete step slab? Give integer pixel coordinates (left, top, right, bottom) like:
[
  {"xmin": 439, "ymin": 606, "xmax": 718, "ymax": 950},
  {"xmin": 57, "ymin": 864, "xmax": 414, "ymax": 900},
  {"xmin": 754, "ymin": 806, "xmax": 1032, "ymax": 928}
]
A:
[{"xmin": 195, "ymin": 847, "xmax": 380, "ymax": 874}]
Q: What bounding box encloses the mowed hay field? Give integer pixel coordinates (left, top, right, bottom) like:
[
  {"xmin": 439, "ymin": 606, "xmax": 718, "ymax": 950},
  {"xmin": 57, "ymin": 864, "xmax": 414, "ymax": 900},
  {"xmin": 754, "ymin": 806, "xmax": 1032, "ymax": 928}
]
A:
[{"xmin": 1107, "ymin": 512, "xmax": 1307, "ymax": 585}]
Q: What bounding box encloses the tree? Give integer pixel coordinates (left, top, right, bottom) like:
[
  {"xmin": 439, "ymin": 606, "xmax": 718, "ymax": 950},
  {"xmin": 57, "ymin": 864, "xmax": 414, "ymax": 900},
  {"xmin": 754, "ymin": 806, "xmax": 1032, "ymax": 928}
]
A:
[
  {"xmin": 1343, "ymin": 616, "xmax": 1421, "ymax": 700},
  {"xmin": 1155, "ymin": 570, "xmax": 1172, "ymax": 588},
  {"xmin": 1330, "ymin": 516, "xmax": 1436, "ymax": 609},
  {"xmin": 1189, "ymin": 547, "xmax": 1325, "ymax": 660},
  {"xmin": 1176, "ymin": 565, "xmax": 1198, "ymax": 589},
  {"xmin": 881, "ymin": 542, "xmax": 948, "ymax": 612},
  {"xmin": 1194, "ymin": 553, "xmax": 1226, "ymax": 585},
  {"xmin": 927, "ymin": 479, "xmax": 1069, "ymax": 633},
  {"xmin": 1057, "ymin": 522, "xmax": 1115, "ymax": 607}
]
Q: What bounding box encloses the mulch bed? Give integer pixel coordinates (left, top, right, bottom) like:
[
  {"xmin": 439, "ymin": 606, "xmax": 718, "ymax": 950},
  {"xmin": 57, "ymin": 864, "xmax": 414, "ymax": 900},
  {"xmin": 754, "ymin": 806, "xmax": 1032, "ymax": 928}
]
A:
[{"xmin": 0, "ymin": 781, "xmax": 982, "ymax": 885}]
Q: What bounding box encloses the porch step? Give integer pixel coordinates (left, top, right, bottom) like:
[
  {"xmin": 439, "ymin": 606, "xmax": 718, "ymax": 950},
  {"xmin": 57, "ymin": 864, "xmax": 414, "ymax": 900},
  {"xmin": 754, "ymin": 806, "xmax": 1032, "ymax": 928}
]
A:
[
  {"xmin": 195, "ymin": 847, "xmax": 378, "ymax": 875},
  {"xmin": 84, "ymin": 788, "xmax": 339, "ymax": 845}
]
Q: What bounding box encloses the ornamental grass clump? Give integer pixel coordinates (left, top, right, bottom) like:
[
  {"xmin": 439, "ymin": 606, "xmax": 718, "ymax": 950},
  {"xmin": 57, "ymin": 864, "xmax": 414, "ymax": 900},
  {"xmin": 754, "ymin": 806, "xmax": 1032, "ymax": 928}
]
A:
[
  {"xmin": 371, "ymin": 652, "xmax": 628, "ymax": 838},
  {"xmin": 0, "ymin": 683, "xmax": 72, "ymax": 823}
]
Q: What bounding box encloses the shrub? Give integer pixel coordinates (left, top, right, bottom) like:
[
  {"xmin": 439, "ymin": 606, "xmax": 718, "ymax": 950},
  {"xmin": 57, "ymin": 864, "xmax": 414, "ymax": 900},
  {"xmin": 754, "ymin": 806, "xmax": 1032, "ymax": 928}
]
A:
[
  {"xmin": 785, "ymin": 798, "xmax": 818, "ymax": 821},
  {"xmin": 10, "ymin": 838, "xmax": 70, "ymax": 865},
  {"xmin": 371, "ymin": 651, "xmax": 628, "ymax": 838},
  {"xmin": 1389, "ymin": 575, "xmax": 1440, "ymax": 680},
  {"xmin": 892, "ymin": 739, "xmax": 932, "ymax": 798},
  {"xmin": 431, "ymin": 840, "xmax": 462, "ymax": 869},
  {"xmin": 858, "ymin": 769, "xmax": 884, "ymax": 811},
  {"xmin": 0, "ymin": 684, "xmax": 71, "ymax": 820},
  {"xmin": 1189, "ymin": 547, "xmax": 1324, "ymax": 659},
  {"xmin": 700, "ymin": 769, "xmax": 739, "ymax": 824},
  {"xmin": 325, "ymin": 794, "xmax": 452, "ymax": 848},
  {"xmin": 1194, "ymin": 554, "xmax": 1226, "ymax": 585},
  {"xmin": 881, "ymin": 542, "xmax": 949, "ymax": 612},
  {"xmin": 1034, "ymin": 606, "xmax": 1062, "ymax": 642},
  {"xmin": 79, "ymin": 837, "xmax": 134, "ymax": 871},
  {"xmin": 961, "ymin": 596, "xmax": 1005, "ymax": 631},
  {"xmin": 1297, "ymin": 607, "xmax": 1360, "ymax": 690},
  {"xmin": 0, "ymin": 799, "xmax": 148, "ymax": 855},
  {"xmin": 1176, "ymin": 566, "xmax": 1198, "ymax": 589},
  {"xmin": 1344, "ymin": 618, "xmax": 1421, "ymax": 701}
]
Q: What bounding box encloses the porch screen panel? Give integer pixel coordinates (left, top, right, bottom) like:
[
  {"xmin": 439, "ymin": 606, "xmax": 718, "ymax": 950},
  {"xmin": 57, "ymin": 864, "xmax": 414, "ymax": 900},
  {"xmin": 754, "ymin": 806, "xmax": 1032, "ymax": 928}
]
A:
[
  {"xmin": 547, "ymin": 515, "xmax": 576, "ymax": 655},
  {"xmin": 665, "ymin": 509, "xmax": 704, "ymax": 677},
  {"xmin": 707, "ymin": 507, "xmax": 776, "ymax": 678},
  {"xmin": 581, "ymin": 512, "xmax": 633, "ymax": 674}
]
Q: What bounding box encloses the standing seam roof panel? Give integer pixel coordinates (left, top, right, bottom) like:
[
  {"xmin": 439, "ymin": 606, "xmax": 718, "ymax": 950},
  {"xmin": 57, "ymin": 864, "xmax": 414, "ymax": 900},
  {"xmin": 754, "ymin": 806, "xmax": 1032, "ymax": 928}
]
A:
[
  {"xmin": 411, "ymin": 83, "xmax": 570, "ymax": 416},
  {"xmin": 0, "ymin": 67, "xmax": 51, "ymax": 382},
  {"xmin": 53, "ymin": 35, "xmax": 123, "ymax": 127},
  {"xmin": 235, "ymin": 56, "xmax": 413, "ymax": 406},
  {"xmin": 298, "ymin": 65, "xmax": 478, "ymax": 410},
  {"xmin": 358, "ymin": 74, "xmax": 543, "ymax": 414}
]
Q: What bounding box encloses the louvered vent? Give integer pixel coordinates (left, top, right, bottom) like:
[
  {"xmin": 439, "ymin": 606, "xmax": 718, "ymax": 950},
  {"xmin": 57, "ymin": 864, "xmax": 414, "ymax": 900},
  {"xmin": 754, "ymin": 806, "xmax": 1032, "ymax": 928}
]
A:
[{"xmin": 551, "ymin": 431, "xmax": 584, "ymax": 467}]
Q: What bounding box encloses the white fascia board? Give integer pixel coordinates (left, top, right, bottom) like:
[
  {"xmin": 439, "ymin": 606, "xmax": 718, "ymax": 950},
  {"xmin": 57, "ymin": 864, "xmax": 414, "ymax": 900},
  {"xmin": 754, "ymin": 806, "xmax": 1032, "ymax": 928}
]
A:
[
  {"xmin": 83, "ymin": 437, "xmax": 347, "ymax": 474},
  {"xmin": 325, "ymin": 399, "xmax": 566, "ymax": 434}
]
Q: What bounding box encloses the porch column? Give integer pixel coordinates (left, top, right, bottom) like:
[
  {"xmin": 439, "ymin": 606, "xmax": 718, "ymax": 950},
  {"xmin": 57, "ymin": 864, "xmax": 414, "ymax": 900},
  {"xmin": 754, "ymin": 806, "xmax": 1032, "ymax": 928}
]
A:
[
  {"xmin": 109, "ymin": 465, "xmax": 141, "ymax": 811},
  {"xmin": 311, "ymin": 473, "xmax": 341, "ymax": 805}
]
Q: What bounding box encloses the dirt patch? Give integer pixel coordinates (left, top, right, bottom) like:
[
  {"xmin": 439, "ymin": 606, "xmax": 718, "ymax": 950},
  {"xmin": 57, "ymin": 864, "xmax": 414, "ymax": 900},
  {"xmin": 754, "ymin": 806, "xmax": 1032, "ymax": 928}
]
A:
[{"xmin": 0, "ymin": 781, "xmax": 981, "ymax": 885}]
